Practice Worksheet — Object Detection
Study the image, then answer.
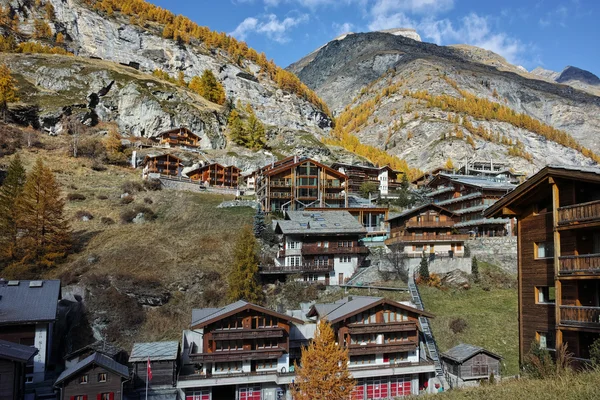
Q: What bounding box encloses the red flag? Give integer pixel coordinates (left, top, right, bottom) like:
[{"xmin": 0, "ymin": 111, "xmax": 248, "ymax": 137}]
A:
[{"xmin": 147, "ymin": 357, "xmax": 153, "ymax": 381}]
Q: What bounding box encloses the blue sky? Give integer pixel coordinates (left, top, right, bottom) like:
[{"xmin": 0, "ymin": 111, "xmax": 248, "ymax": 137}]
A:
[{"xmin": 148, "ymin": 0, "xmax": 599, "ymax": 76}]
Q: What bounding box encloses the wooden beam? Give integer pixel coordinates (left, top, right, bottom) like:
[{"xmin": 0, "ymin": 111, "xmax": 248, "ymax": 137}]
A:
[
  {"xmin": 551, "ymin": 181, "xmax": 563, "ymax": 349},
  {"xmin": 501, "ymin": 206, "xmax": 519, "ymax": 216}
]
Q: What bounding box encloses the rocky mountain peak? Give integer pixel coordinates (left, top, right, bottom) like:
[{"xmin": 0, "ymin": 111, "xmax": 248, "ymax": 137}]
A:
[
  {"xmin": 378, "ymin": 28, "xmax": 422, "ymax": 42},
  {"xmin": 557, "ymin": 66, "xmax": 600, "ymax": 86}
]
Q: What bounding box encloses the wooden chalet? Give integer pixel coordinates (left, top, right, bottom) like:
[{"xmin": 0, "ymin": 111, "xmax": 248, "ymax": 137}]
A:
[
  {"xmin": 142, "ymin": 154, "xmax": 182, "ymax": 179},
  {"xmin": 255, "ymin": 156, "xmax": 348, "ymax": 212},
  {"xmin": 331, "ymin": 163, "xmax": 403, "ymax": 196},
  {"xmin": 455, "ymin": 159, "xmax": 525, "ymax": 185},
  {"xmin": 441, "ymin": 343, "xmax": 502, "ymax": 387},
  {"xmin": 385, "ymin": 203, "xmax": 467, "ymax": 258},
  {"xmin": 485, "ymin": 165, "xmax": 600, "ymax": 366},
  {"xmin": 130, "ymin": 341, "xmax": 180, "ymax": 392},
  {"xmin": 187, "ymin": 163, "xmax": 240, "ymax": 188},
  {"xmin": 305, "ymin": 206, "xmax": 390, "ymax": 236},
  {"xmin": 54, "ymin": 353, "xmax": 129, "ymax": 400},
  {"xmin": 0, "ymin": 340, "xmax": 38, "ymax": 400},
  {"xmin": 307, "ymin": 296, "xmax": 437, "ymax": 397},
  {"xmin": 155, "ymin": 127, "xmax": 201, "ymax": 148},
  {"xmin": 268, "ymin": 211, "xmax": 369, "ymax": 285},
  {"xmin": 0, "ymin": 279, "xmax": 61, "ymax": 384},
  {"xmin": 426, "ymin": 174, "xmax": 515, "ymax": 237},
  {"xmin": 410, "ymin": 167, "xmax": 453, "ymax": 188},
  {"xmin": 178, "ymin": 301, "xmax": 304, "ymax": 400}
]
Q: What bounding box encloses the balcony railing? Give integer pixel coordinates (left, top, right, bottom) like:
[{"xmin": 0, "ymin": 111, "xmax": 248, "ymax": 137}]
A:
[
  {"xmin": 347, "ymin": 341, "xmax": 417, "ymax": 356},
  {"xmin": 325, "ymin": 193, "xmax": 345, "ymax": 199},
  {"xmin": 385, "ymin": 234, "xmax": 469, "ymax": 245},
  {"xmin": 348, "ymin": 321, "xmax": 417, "ymax": 334},
  {"xmin": 211, "ymin": 327, "xmax": 284, "ymax": 340},
  {"xmin": 259, "ymin": 264, "xmax": 333, "ymax": 274},
  {"xmin": 558, "ymin": 199, "xmax": 600, "ymax": 225},
  {"xmin": 560, "ymin": 306, "xmax": 600, "ymax": 327},
  {"xmin": 559, "ymin": 254, "xmax": 600, "ymax": 275},
  {"xmin": 301, "ymin": 245, "xmax": 369, "ymax": 255},
  {"xmin": 270, "ymin": 180, "xmax": 292, "ymax": 187},
  {"xmin": 270, "ymin": 192, "xmax": 292, "ymax": 199},
  {"xmin": 405, "ymin": 220, "xmax": 455, "ymax": 228},
  {"xmin": 190, "ymin": 348, "xmax": 284, "ymax": 362}
]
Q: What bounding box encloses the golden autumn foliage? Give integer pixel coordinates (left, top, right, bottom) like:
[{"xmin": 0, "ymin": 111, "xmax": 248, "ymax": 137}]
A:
[
  {"xmin": 80, "ymin": 0, "xmax": 330, "ymax": 115},
  {"xmin": 189, "ymin": 70, "xmax": 226, "ymax": 105},
  {"xmin": 291, "ymin": 320, "xmax": 355, "ymax": 400},
  {"xmin": 33, "ymin": 19, "xmax": 52, "ymax": 39},
  {"xmin": 0, "ymin": 63, "xmax": 19, "ymax": 119},
  {"xmin": 0, "ymin": 35, "xmax": 73, "ymax": 56}
]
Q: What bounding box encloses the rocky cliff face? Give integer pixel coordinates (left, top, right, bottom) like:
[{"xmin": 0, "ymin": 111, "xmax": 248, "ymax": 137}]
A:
[
  {"xmin": 1, "ymin": 0, "xmax": 330, "ymax": 144},
  {"xmin": 288, "ymin": 31, "xmax": 600, "ymax": 173}
]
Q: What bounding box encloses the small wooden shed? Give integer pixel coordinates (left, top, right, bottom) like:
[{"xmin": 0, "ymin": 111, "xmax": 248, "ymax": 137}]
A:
[{"xmin": 441, "ymin": 343, "xmax": 502, "ymax": 385}]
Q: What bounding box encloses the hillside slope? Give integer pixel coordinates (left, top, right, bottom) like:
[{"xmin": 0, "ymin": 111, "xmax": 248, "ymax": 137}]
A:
[{"xmin": 289, "ymin": 32, "xmax": 600, "ymax": 173}]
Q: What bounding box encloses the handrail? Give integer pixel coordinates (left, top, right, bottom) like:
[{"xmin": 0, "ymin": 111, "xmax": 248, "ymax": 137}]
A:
[{"xmin": 558, "ymin": 199, "xmax": 600, "ymax": 211}]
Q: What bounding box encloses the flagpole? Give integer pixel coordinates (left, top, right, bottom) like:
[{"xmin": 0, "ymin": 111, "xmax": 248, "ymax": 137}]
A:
[{"xmin": 146, "ymin": 356, "xmax": 149, "ymax": 400}]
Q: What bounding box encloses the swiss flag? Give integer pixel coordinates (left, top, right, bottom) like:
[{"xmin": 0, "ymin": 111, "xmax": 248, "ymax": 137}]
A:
[{"xmin": 147, "ymin": 357, "xmax": 153, "ymax": 381}]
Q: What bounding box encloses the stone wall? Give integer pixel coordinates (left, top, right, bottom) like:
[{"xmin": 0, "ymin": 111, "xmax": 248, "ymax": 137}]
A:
[{"xmin": 465, "ymin": 237, "xmax": 518, "ymax": 273}]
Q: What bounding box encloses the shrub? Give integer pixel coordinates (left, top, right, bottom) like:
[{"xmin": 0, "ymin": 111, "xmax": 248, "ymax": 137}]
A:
[
  {"xmin": 75, "ymin": 210, "xmax": 94, "ymax": 220},
  {"xmin": 91, "ymin": 160, "xmax": 107, "ymax": 171},
  {"xmin": 100, "ymin": 217, "xmax": 115, "ymax": 225},
  {"xmin": 590, "ymin": 337, "xmax": 600, "ymax": 367},
  {"xmin": 120, "ymin": 206, "xmax": 156, "ymax": 223},
  {"xmin": 143, "ymin": 178, "xmax": 162, "ymax": 191},
  {"xmin": 120, "ymin": 195, "xmax": 134, "ymax": 205},
  {"xmin": 449, "ymin": 317, "xmax": 468, "ymax": 334},
  {"xmin": 121, "ymin": 180, "xmax": 144, "ymax": 193},
  {"xmin": 97, "ymin": 195, "xmax": 109, "ymax": 200},
  {"xmin": 143, "ymin": 197, "xmax": 153, "ymax": 204},
  {"xmin": 67, "ymin": 193, "xmax": 86, "ymax": 201}
]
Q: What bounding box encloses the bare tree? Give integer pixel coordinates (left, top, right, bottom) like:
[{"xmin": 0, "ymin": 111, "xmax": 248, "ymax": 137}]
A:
[
  {"xmin": 383, "ymin": 243, "xmax": 409, "ymax": 283},
  {"xmin": 63, "ymin": 114, "xmax": 84, "ymax": 158}
]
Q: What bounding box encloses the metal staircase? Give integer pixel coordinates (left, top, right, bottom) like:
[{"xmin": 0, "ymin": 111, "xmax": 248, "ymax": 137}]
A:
[{"xmin": 408, "ymin": 275, "xmax": 451, "ymax": 390}]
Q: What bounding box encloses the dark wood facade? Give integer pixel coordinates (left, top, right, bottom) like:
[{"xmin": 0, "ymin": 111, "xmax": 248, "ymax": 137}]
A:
[
  {"xmin": 142, "ymin": 154, "xmax": 182, "ymax": 178},
  {"xmin": 441, "ymin": 345, "xmax": 501, "ymax": 383},
  {"xmin": 59, "ymin": 365, "xmax": 126, "ymax": 400},
  {"xmin": 331, "ymin": 163, "xmax": 402, "ymax": 195},
  {"xmin": 156, "ymin": 127, "xmax": 200, "ymax": 148},
  {"xmin": 187, "ymin": 163, "xmax": 240, "ymax": 188},
  {"xmin": 486, "ymin": 166, "xmax": 600, "ymax": 365},
  {"xmin": 0, "ymin": 340, "xmax": 38, "ymax": 400}
]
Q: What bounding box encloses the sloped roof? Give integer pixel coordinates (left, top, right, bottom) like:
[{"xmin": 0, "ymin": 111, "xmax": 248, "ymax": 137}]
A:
[
  {"xmin": 442, "ymin": 343, "xmax": 502, "ymax": 363},
  {"xmin": 156, "ymin": 127, "xmax": 200, "ymax": 140},
  {"xmin": 191, "ymin": 300, "xmax": 303, "ymax": 329},
  {"xmin": 275, "ymin": 211, "xmax": 366, "ymax": 235},
  {"xmin": 386, "ymin": 203, "xmax": 455, "ymax": 222},
  {"xmin": 264, "ymin": 158, "xmax": 347, "ymax": 179},
  {"xmin": 331, "ymin": 162, "xmax": 401, "ymax": 174},
  {"xmin": 65, "ymin": 340, "xmax": 124, "ymax": 361},
  {"xmin": 0, "ymin": 280, "xmax": 61, "ymax": 325},
  {"xmin": 129, "ymin": 341, "xmax": 180, "ymax": 362},
  {"xmin": 0, "ymin": 339, "xmax": 38, "ymax": 363},
  {"xmin": 55, "ymin": 352, "xmax": 129, "ymax": 386},
  {"xmin": 307, "ymin": 296, "xmax": 433, "ymax": 323},
  {"xmin": 430, "ymin": 174, "xmax": 515, "ymax": 191}
]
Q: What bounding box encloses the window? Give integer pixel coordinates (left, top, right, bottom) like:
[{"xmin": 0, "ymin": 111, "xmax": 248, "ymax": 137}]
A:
[
  {"xmin": 75, "ymin": 396, "xmax": 85, "ymax": 400},
  {"xmin": 79, "ymin": 375, "xmax": 88, "ymax": 384},
  {"xmin": 100, "ymin": 394, "xmax": 113, "ymax": 400},
  {"xmin": 535, "ymin": 241, "xmax": 554, "ymax": 259},
  {"xmin": 215, "ymin": 361, "xmax": 242, "ymax": 372},
  {"xmin": 340, "ymin": 256, "xmax": 351, "ymax": 263},
  {"xmin": 536, "ymin": 331, "xmax": 555, "ymax": 349},
  {"xmin": 98, "ymin": 373, "xmax": 107, "ymax": 382},
  {"xmin": 536, "ymin": 286, "xmax": 555, "ymax": 304}
]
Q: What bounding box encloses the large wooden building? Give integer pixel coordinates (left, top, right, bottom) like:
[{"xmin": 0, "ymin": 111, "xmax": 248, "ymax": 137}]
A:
[
  {"xmin": 155, "ymin": 127, "xmax": 201, "ymax": 148},
  {"xmin": 142, "ymin": 154, "xmax": 183, "ymax": 179},
  {"xmin": 0, "ymin": 279, "xmax": 61, "ymax": 384},
  {"xmin": 254, "ymin": 157, "xmax": 348, "ymax": 212},
  {"xmin": 385, "ymin": 203, "xmax": 467, "ymax": 258},
  {"xmin": 485, "ymin": 165, "xmax": 600, "ymax": 365},
  {"xmin": 267, "ymin": 211, "xmax": 369, "ymax": 285},
  {"xmin": 426, "ymin": 174, "xmax": 516, "ymax": 237},
  {"xmin": 331, "ymin": 163, "xmax": 403, "ymax": 196},
  {"xmin": 187, "ymin": 163, "xmax": 240, "ymax": 188},
  {"xmin": 0, "ymin": 339, "xmax": 38, "ymax": 400}
]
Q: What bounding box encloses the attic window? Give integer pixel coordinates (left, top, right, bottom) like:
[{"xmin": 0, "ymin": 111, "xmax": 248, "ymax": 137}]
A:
[
  {"xmin": 7, "ymin": 281, "xmax": 19, "ymax": 286},
  {"xmin": 321, "ymin": 224, "xmax": 327, "ymax": 227},
  {"xmin": 315, "ymin": 218, "xmax": 325, "ymax": 221},
  {"xmin": 300, "ymin": 223, "xmax": 308, "ymax": 227},
  {"xmin": 29, "ymin": 281, "xmax": 43, "ymax": 288},
  {"xmin": 335, "ymin": 223, "xmax": 341, "ymax": 226}
]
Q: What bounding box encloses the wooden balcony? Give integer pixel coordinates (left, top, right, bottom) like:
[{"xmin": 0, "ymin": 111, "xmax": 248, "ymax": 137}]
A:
[
  {"xmin": 270, "ymin": 192, "xmax": 292, "ymax": 199},
  {"xmin": 558, "ymin": 200, "xmax": 600, "ymax": 226},
  {"xmin": 211, "ymin": 327, "xmax": 284, "ymax": 340},
  {"xmin": 259, "ymin": 263, "xmax": 333, "ymax": 274},
  {"xmin": 405, "ymin": 220, "xmax": 455, "ymax": 228},
  {"xmin": 190, "ymin": 348, "xmax": 284, "ymax": 362},
  {"xmin": 560, "ymin": 306, "xmax": 600, "ymax": 328},
  {"xmin": 270, "ymin": 180, "xmax": 292, "ymax": 187},
  {"xmin": 325, "ymin": 193, "xmax": 345, "ymax": 199},
  {"xmin": 347, "ymin": 341, "xmax": 417, "ymax": 356},
  {"xmin": 559, "ymin": 254, "xmax": 600, "ymax": 275},
  {"xmin": 385, "ymin": 234, "xmax": 469, "ymax": 245},
  {"xmin": 348, "ymin": 321, "xmax": 417, "ymax": 335},
  {"xmin": 301, "ymin": 245, "xmax": 369, "ymax": 255}
]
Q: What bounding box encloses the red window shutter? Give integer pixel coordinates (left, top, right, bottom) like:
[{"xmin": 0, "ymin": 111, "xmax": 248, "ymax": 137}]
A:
[
  {"xmin": 83, "ymin": 396, "xmax": 88, "ymax": 400},
  {"xmin": 109, "ymin": 393, "xmax": 114, "ymax": 400},
  {"xmin": 70, "ymin": 397, "xmax": 75, "ymax": 400},
  {"xmin": 97, "ymin": 395, "xmax": 101, "ymax": 400}
]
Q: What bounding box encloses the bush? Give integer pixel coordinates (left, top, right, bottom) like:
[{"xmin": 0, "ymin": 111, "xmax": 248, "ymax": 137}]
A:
[
  {"xmin": 449, "ymin": 317, "xmax": 468, "ymax": 334},
  {"xmin": 75, "ymin": 210, "xmax": 94, "ymax": 220},
  {"xmin": 91, "ymin": 160, "xmax": 107, "ymax": 171},
  {"xmin": 97, "ymin": 195, "xmax": 109, "ymax": 200},
  {"xmin": 100, "ymin": 217, "xmax": 115, "ymax": 225},
  {"xmin": 120, "ymin": 205, "xmax": 156, "ymax": 223},
  {"xmin": 121, "ymin": 180, "xmax": 144, "ymax": 193},
  {"xmin": 67, "ymin": 193, "xmax": 86, "ymax": 201},
  {"xmin": 143, "ymin": 179, "xmax": 162, "ymax": 191},
  {"xmin": 120, "ymin": 195, "xmax": 134, "ymax": 205},
  {"xmin": 143, "ymin": 197, "xmax": 153, "ymax": 204}
]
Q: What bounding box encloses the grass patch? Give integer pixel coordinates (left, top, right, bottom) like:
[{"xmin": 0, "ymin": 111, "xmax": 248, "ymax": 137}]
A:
[{"xmin": 420, "ymin": 285, "xmax": 518, "ymax": 376}]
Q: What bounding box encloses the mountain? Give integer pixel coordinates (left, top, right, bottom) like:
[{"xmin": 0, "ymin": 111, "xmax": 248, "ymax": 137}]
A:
[
  {"xmin": 531, "ymin": 65, "xmax": 600, "ymax": 96},
  {"xmin": 288, "ymin": 31, "xmax": 600, "ymax": 174}
]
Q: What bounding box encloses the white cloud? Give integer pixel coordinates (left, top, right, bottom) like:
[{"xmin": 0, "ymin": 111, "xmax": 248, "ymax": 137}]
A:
[
  {"xmin": 367, "ymin": 0, "xmax": 453, "ymax": 31},
  {"xmin": 332, "ymin": 22, "xmax": 355, "ymax": 36},
  {"xmin": 229, "ymin": 13, "xmax": 309, "ymax": 43}
]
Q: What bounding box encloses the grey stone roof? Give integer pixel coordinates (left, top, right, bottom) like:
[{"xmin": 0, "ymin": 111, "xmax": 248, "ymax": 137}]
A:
[
  {"xmin": 129, "ymin": 341, "xmax": 180, "ymax": 362},
  {"xmin": 55, "ymin": 352, "xmax": 129, "ymax": 386},
  {"xmin": 319, "ymin": 296, "xmax": 382, "ymax": 322},
  {"xmin": 275, "ymin": 211, "xmax": 366, "ymax": 235},
  {"xmin": 0, "ymin": 280, "xmax": 60, "ymax": 325},
  {"xmin": 191, "ymin": 300, "xmax": 249, "ymax": 327},
  {"xmin": 546, "ymin": 164, "xmax": 600, "ymax": 175},
  {"xmin": 442, "ymin": 343, "xmax": 502, "ymax": 363},
  {"xmin": 65, "ymin": 340, "xmax": 124, "ymax": 361},
  {"xmin": 437, "ymin": 174, "xmax": 516, "ymax": 191},
  {"xmin": 0, "ymin": 339, "xmax": 38, "ymax": 363}
]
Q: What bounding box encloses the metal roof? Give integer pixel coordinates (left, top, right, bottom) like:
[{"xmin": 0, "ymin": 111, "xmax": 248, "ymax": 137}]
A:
[
  {"xmin": 0, "ymin": 280, "xmax": 61, "ymax": 325},
  {"xmin": 129, "ymin": 341, "xmax": 180, "ymax": 362},
  {"xmin": 275, "ymin": 211, "xmax": 366, "ymax": 235},
  {"xmin": 387, "ymin": 203, "xmax": 455, "ymax": 222},
  {"xmin": 434, "ymin": 174, "xmax": 516, "ymax": 191},
  {"xmin": 55, "ymin": 352, "xmax": 129, "ymax": 386},
  {"xmin": 0, "ymin": 339, "xmax": 38, "ymax": 363},
  {"xmin": 191, "ymin": 300, "xmax": 304, "ymax": 329},
  {"xmin": 442, "ymin": 343, "xmax": 502, "ymax": 363}
]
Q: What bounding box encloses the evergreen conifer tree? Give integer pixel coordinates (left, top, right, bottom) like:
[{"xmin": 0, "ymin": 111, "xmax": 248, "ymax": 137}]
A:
[
  {"xmin": 253, "ymin": 209, "xmax": 266, "ymax": 238},
  {"xmin": 227, "ymin": 225, "xmax": 263, "ymax": 304},
  {"xmin": 419, "ymin": 252, "xmax": 430, "ymax": 282},
  {"xmin": 0, "ymin": 154, "xmax": 26, "ymax": 263},
  {"xmin": 291, "ymin": 320, "xmax": 355, "ymax": 400},
  {"xmin": 471, "ymin": 256, "xmax": 479, "ymax": 283}
]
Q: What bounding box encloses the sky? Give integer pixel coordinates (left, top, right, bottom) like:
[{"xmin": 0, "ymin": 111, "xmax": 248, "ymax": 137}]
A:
[{"xmin": 147, "ymin": 0, "xmax": 599, "ymax": 77}]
